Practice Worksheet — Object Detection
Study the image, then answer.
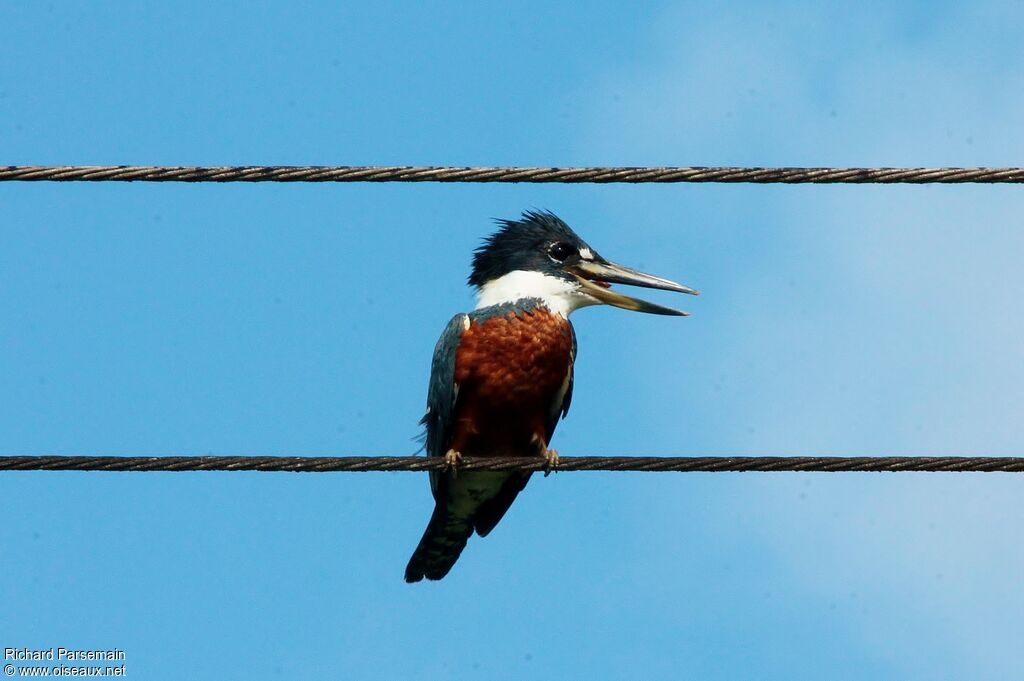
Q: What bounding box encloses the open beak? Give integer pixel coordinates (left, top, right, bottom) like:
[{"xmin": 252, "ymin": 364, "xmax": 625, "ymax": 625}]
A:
[{"xmin": 570, "ymin": 259, "xmax": 699, "ymax": 316}]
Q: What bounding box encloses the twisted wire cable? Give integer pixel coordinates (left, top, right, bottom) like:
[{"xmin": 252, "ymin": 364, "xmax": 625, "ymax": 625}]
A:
[
  {"xmin": 2, "ymin": 455, "xmax": 1023, "ymax": 473},
  {"xmin": 3, "ymin": 164, "xmax": 1024, "ymax": 184}
]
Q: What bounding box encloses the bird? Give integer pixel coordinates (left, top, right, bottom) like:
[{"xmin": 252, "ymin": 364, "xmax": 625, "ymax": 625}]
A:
[{"xmin": 404, "ymin": 210, "xmax": 698, "ymax": 582}]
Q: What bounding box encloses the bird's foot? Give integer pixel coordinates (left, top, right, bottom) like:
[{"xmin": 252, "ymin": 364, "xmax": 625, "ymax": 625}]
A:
[
  {"xmin": 443, "ymin": 449, "xmax": 463, "ymax": 478},
  {"xmin": 541, "ymin": 448, "xmax": 560, "ymax": 477}
]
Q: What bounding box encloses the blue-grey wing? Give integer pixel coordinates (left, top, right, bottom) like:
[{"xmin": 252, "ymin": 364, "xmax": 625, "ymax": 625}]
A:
[
  {"xmin": 546, "ymin": 321, "xmax": 576, "ymax": 442},
  {"xmin": 420, "ymin": 313, "xmax": 469, "ymax": 463}
]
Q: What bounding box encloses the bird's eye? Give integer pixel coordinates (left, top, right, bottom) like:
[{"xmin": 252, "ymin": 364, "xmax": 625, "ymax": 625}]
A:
[{"xmin": 548, "ymin": 242, "xmax": 575, "ymax": 262}]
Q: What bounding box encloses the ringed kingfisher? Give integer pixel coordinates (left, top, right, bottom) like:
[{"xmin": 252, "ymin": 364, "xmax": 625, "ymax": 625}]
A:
[{"xmin": 404, "ymin": 210, "xmax": 698, "ymax": 582}]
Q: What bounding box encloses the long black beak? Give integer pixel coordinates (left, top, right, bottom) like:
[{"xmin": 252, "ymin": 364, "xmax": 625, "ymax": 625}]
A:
[{"xmin": 570, "ymin": 259, "xmax": 699, "ymax": 316}]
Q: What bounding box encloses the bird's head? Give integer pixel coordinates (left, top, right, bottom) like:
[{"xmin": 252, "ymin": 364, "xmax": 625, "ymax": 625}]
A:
[{"xmin": 470, "ymin": 210, "xmax": 698, "ymax": 317}]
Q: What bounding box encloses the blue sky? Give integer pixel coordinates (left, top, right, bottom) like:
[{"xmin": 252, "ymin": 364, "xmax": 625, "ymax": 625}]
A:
[{"xmin": 2, "ymin": 2, "xmax": 1023, "ymax": 679}]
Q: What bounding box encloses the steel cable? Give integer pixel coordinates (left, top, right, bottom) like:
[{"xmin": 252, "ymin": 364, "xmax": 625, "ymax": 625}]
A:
[
  {"xmin": 4, "ymin": 164, "xmax": 1024, "ymax": 184},
  {"xmin": 2, "ymin": 455, "xmax": 1023, "ymax": 473}
]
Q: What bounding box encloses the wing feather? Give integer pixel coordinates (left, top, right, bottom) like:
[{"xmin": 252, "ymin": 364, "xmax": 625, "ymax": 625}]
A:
[
  {"xmin": 419, "ymin": 313, "xmax": 470, "ymax": 499},
  {"xmin": 546, "ymin": 321, "xmax": 576, "ymax": 442}
]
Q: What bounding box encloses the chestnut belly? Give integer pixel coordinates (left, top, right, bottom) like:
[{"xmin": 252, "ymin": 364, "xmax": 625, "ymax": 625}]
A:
[{"xmin": 451, "ymin": 306, "xmax": 574, "ymax": 457}]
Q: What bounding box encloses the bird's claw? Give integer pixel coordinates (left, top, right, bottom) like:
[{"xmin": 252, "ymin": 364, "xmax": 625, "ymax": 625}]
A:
[
  {"xmin": 443, "ymin": 449, "xmax": 463, "ymax": 478},
  {"xmin": 541, "ymin": 448, "xmax": 560, "ymax": 477}
]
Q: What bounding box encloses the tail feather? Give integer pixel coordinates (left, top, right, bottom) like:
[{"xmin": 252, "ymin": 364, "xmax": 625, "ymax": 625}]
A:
[{"xmin": 404, "ymin": 504, "xmax": 474, "ymax": 582}]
